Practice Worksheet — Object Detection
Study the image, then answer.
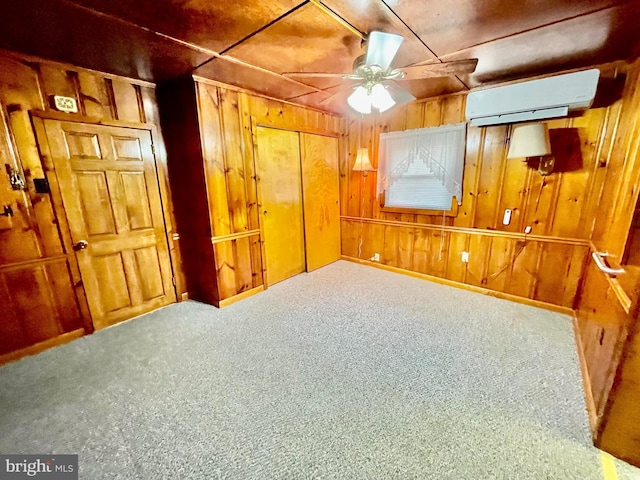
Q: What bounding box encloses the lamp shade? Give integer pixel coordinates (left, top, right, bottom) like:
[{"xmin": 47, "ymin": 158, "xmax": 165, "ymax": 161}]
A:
[
  {"xmin": 347, "ymin": 86, "xmax": 372, "ymax": 114},
  {"xmin": 370, "ymin": 83, "xmax": 396, "ymax": 113},
  {"xmin": 348, "ymin": 83, "xmax": 397, "ymax": 114},
  {"xmin": 352, "ymin": 148, "xmax": 375, "ymax": 172},
  {"xmin": 507, "ymin": 123, "xmax": 551, "ymax": 158}
]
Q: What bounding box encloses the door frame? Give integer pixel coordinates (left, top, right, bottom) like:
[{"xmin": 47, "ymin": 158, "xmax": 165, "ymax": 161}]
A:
[
  {"xmin": 30, "ymin": 111, "xmax": 179, "ymax": 330},
  {"xmin": 250, "ymin": 117, "xmax": 341, "ymax": 288}
]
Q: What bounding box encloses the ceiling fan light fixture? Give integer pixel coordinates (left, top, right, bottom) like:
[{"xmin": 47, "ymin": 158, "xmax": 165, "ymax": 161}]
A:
[
  {"xmin": 370, "ymin": 83, "xmax": 395, "ymax": 112},
  {"xmin": 347, "ymin": 85, "xmax": 372, "ymax": 114}
]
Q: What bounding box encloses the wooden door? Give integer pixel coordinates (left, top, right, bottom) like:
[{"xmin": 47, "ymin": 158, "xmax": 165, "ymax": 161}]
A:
[
  {"xmin": 255, "ymin": 126, "xmax": 305, "ymax": 285},
  {"xmin": 300, "ymin": 133, "xmax": 341, "ymax": 271},
  {"xmin": 39, "ymin": 120, "xmax": 175, "ymax": 329}
]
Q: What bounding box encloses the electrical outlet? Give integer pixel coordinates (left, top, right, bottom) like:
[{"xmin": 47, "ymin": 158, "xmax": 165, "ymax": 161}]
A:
[
  {"xmin": 461, "ymin": 251, "xmax": 469, "ymax": 263},
  {"xmin": 371, "ymin": 253, "xmax": 380, "ymax": 262}
]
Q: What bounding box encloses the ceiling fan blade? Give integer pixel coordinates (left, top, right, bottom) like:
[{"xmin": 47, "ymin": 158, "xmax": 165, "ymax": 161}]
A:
[
  {"xmin": 365, "ymin": 31, "xmax": 404, "ymax": 70},
  {"xmin": 386, "ymin": 82, "xmax": 416, "ymax": 106},
  {"xmin": 397, "ymin": 58, "xmax": 479, "ymax": 80},
  {"xmin": 282, "ymin": 72, "xmax": 351, "ymax": 79},
  {"xmin": 318, "ymin": 85, "xmax": 353, "ymax": 105}
]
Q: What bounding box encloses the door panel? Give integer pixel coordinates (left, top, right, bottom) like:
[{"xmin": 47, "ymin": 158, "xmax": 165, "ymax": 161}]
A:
[
  {"xmin": 40, "ymin": 120, "xmax": 175, "ymax": 329},
  {"xmin": 120, "ymin": 172, "xmax": 153, "ymax": 230},
  {"xmin": 255, "ymin": 126, "xmax": 305, "ymax": 285},
  {"xmin": 300, "ymin": 133, "xmax": 341, "ymax": 271},
  {"xmin": 76, "ymin": 172, "xmax": 117, "ymax": 235},
  {"xmin": 0, "ymin": 260, "xmax": 84, "ymax": 354},
  {"xmin": 134, "ymin": 246, "xmax": 165, "ymax": 300}
]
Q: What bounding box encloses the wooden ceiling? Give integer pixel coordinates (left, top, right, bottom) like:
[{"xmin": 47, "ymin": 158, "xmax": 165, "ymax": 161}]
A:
[{"xmin": 1, "ymin": 0, "xmax": 639, "ymax": 114}]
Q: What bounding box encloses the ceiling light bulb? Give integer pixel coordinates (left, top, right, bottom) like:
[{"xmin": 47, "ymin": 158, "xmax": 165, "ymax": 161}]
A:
[
  {"xmin": 347, "ymin": 86, "xmax": 372, "ymax": 114},
  {"xmin": 371, "ymin": 83, "xmax": 395, "ymax": 112}
]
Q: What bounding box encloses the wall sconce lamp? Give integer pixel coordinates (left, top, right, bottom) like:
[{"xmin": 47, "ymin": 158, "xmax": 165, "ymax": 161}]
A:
[
  {"xmin": 352, "ymin": 147, "xmax": 375, "ymax": 176},
  {"xmin": 507, "ymin": 123, "xmax": 555, "ymax": 176}
]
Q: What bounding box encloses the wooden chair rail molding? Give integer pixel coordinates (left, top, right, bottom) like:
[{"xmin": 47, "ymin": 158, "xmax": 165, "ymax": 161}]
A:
[
  {"xmin": 0, "ymin": 254, "xmax": 70, "ymax": 273},
  {"xmin": 210, "ymin": 229, "xmax": 260, "ymax": 245},
  {"xmin": 341, "ymin": 216, "xmax": 590, "ymax": 309},
  {"xmin": 341, "ymin": 216, "xmax": 590, "ymax": 246}
]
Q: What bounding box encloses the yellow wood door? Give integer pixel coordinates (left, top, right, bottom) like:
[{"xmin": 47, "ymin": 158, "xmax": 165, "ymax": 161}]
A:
[
  {"xmin": 300, "ymin": 133, "xmax": 341, "ymax": 271},
  {"xmin": 40, "ymin": 120, "xmax": 176, "ymax": 329},
  {"xmin": 255, "ymin": 126, "xmax": 305, "ymax": 285}
]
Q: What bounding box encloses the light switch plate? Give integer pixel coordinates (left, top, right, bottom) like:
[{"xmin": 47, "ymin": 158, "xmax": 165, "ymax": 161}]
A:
[{"xmin": 503, "ymin": 209, "xmax": 512, "ymax": 225}]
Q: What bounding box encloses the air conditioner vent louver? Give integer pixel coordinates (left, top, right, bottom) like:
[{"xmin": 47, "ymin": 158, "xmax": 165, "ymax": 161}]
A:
[{"xmin": 465, "ymin": 69, "xmax": 600, "ymax": 127}]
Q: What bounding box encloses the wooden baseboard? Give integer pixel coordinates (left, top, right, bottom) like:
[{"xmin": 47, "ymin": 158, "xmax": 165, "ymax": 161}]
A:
[
  {"xmin": 0, "ymin": 328, "xmax": 85, "ymax": 366},
  {"xmin": 341, "ymin": 255, "xmax": 575, "ymax": 316},
  {"xmin": 217, "ymin": 285, "xmax": 264, "ymax": 308},
  {"xmin": 572, "ymin": 313, "xmax": 599, "ymax": 436}
]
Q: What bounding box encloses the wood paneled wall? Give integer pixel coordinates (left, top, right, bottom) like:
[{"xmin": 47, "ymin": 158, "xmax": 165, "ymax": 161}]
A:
[
  {"xmin": 340, "ymin": 62, "xmax": 630, "ymax": 309},
  {"xmin": 0, "ymin": 49, "xmax": 177, "ymax": 361},
  {"xmin": 195, "ymin": 77, "xmax": 344, "ymax": 301},
  {"xmin": 573, "ymin": 58, "xmax": 640, "ymax": 467},
  {"xmin": 160, "ymin": 76, "xmax": 344, "ymax": 305}
]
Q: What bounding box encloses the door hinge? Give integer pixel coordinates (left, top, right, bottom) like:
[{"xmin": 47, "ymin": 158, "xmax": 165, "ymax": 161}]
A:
[
  {"xmin": 171, "ymin": 276, "xmax": 176, "ymax": 287},
  {"xmin": 151, "ymin": 144, "xmax": 156, "ymax": 156}
]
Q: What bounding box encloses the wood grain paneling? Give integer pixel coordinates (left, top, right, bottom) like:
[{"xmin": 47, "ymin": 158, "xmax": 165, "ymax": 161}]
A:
[
  {"xmin": 0, "ymin": 259, "xmax": 83, "ymax": 355},
  {"xmin": 255, "ymin": 126, "xmax": 305, "ymax": 285},
  {"xmin": 0, "ymin": 49, "xmax": 178, "ymax": 362},
  {"xmin": 160, "ymin": 76, "xmax": 343, "ymax": 304},
  {"xmin": 300, "ymin": 133, "xmax": 341, "ymax": 272},
  {"xmin": 38, "ymin": 120, "xmax": 175, "ymax": 329},
  {"xmin": 340, "ymin": 63, "xmax": 631, "ymax": 310},
  {"xmin": 573, "ymin": 58, "xmax": 640, "ymax": 468}
]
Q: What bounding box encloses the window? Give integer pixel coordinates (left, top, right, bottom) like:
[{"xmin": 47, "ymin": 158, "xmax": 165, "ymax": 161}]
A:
[{"xmin": 377, "ymin": 123, "xmax": 466, "ymax": 211}]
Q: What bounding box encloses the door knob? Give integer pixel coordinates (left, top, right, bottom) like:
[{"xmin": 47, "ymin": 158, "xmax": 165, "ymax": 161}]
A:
[{"xmin": 73, "ymin": 240, "xmax": 89, "ymax": 251}]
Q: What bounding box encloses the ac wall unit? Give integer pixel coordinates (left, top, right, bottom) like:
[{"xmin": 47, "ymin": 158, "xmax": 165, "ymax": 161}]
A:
[{"xmin": 465, "ymin": 69, "xmax": 600, "ymax": 127}]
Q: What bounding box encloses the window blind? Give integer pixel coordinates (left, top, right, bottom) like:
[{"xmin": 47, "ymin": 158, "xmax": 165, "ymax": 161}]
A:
[{"xmin": 377, "ymin": 123, "xmax": 466, "ymax": 210}]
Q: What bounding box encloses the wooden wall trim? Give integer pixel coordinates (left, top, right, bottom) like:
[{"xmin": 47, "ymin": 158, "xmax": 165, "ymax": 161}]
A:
[
  {"xmin": 607, "ymin": 277, "xmax": 632, "ymax": 314},
  {"xmin": 0, "ymin": 254, "xmax": 70, "ymax": 273},
  {"xmin": 193, "ymin": 75, "xmax": 333, "ymax": 115},
  {"xmin": 0, "ymin": 48, "xmax": 156, "ymax": 88},
  {"xmin": 0, "ymin": 328, "xmax": 84, "ymax": 366},
  {"xmin": 217, "ymin": 285, "xmax": 264, "ymax": 308},
  {"xmin": 251, "ymin": 117, "xmax": 341, "ymax": 138},
  {"xmin": 30, "ymin": 109, "xmax": 156, "ymax": 129},
  {"xmin": 341, "ymin": 216, "xmax": 590, "ymax": 246},
  {"xmin": 573, "ymin": 312, "xmax": 599, "ymax": 435},
  {"xmin": 211, "ymin": 230, "xmax": 260, "ymax": 244},
  {"xmin": 342, "ymin": 255, "xmax": 575, "ymax": 316}
]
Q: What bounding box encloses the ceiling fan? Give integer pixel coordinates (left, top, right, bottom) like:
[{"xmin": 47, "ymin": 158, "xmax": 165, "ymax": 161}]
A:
[{"xmin": 283, "ymin": 31, "xmax": 478, "ymax": 114}]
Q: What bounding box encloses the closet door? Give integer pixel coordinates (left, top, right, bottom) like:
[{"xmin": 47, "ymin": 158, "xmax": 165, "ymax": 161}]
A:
[
  {"xmin": 255, "ymin": 127, "xmax": 305, "ymax": 285},
  {"xmin": 300, "ymin": 133, "xmax": 341, "ymax": 271}
]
